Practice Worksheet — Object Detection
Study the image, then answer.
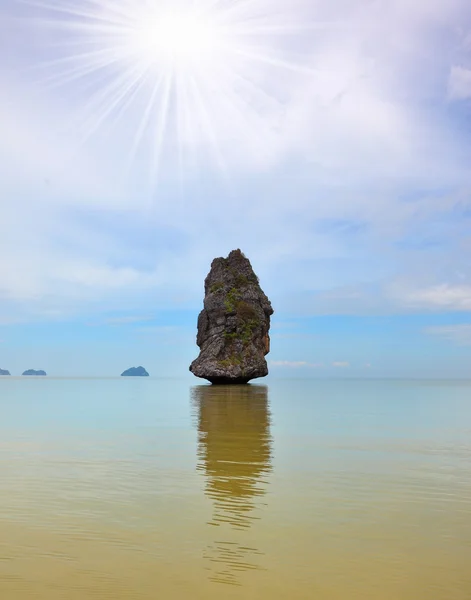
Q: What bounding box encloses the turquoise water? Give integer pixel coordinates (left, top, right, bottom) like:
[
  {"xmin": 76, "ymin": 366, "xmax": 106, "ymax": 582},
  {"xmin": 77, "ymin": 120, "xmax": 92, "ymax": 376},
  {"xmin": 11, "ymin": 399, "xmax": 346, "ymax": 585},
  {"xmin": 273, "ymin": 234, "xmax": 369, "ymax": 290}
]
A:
[{"xmin": 0, "ymin": 378, "xmax": 470, "ymax": 598}]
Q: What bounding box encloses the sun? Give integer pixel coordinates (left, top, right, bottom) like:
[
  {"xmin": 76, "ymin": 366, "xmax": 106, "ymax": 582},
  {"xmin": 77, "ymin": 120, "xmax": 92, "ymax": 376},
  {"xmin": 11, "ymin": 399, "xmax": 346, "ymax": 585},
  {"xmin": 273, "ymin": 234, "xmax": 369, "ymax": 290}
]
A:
[{"xmin": 131, "ymin": 10, "xmax": 224, "ymax": 67}]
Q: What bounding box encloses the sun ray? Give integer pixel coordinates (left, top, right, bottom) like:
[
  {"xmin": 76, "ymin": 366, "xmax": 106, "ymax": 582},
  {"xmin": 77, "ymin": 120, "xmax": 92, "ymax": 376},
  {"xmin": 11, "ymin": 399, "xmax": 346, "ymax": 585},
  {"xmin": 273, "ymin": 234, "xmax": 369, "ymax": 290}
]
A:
[
  {"xmin": 21, "ymin": 0, "xmax": 131, "ymax": 28},
  {"xmin": 26, "ymin": 18, "xmax": 129, "ymax": 38},
  {"xmin": 77, "ymin": 66, "xmax": 150, "ymax": 145},
  {"xmin": 33, "ymin": 48, "xmax": 125, "ymax": 72},
  {"xmin": 23, "ymin": 0, "xmax": 320, "ymax": 184},
  {"xmin": 149, "ymin": 69, "xmax": 174, "ymax": 190},
  {"xmin": 211, "ymin": 0, "xmax": 277, "ymax": 26},
  {"xmin": 175, "ymin": 72, "xmax": 189, "ymax": 181},
  {"xmin": 230, "ymin": 47, "xmax": 322, "ymax": 77},
  {"xmin": 107, "ymin": 70, "xmax": 152, "ymax": 134},
  {"xmin": 34, "ymin": 50, "xmax": 129, "ymax": 93},
  {"xmin": 187, "ymin": 73, "xmax": 229, "ymax": 176},
  {"xmin": 229, "ymin": 21, "xmax": 354, "ymax": 36},
  {"xmin": 125, "ymin": 71, "xmax": 167, "ymax": 176}
]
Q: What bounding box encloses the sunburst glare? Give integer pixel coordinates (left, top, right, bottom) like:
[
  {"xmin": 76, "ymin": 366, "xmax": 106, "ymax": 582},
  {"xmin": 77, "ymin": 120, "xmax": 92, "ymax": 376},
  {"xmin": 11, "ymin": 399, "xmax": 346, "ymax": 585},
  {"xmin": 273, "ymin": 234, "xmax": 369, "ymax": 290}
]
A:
[
  {"xmin": 131, "ymin": 9, "xmax": 224, "ymax": 66},
  {"xmin": 28, "ymin": 0, "xmax": 319, "ymax": 184}
]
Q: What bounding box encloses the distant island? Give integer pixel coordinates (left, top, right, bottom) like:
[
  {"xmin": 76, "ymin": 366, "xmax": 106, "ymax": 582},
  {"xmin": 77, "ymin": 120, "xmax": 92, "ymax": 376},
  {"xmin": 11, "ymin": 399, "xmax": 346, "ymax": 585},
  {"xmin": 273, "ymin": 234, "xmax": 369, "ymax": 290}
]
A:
[
  {"xmin": 0, "ymin": 368, "xmax": 10, "ymax": 376},
  {"xmin": 121, "ymin": 366, "xmax": 149, "ymax": 377},
  {"xmin": 22, "ymin": 369, "xmax": 47, "ymax": 376}
]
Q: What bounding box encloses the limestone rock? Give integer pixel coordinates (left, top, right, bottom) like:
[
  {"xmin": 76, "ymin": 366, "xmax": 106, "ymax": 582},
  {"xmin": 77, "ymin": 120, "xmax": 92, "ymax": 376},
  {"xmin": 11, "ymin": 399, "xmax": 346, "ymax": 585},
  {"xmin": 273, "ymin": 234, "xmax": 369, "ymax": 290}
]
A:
[
  {"xmin": 0, "ymin": 368, "xmax": 10, "ymax": 376},
  {"xmin": 121, "ymin": 366, "xmax": 149, "ymax": 377},
  {"xmin": 190, "ymin": 249, "xmax": 273, "ymax": 384},
  {"xmin": 22, "ymin": 369, "xmax": 47, "ymax": 376}
]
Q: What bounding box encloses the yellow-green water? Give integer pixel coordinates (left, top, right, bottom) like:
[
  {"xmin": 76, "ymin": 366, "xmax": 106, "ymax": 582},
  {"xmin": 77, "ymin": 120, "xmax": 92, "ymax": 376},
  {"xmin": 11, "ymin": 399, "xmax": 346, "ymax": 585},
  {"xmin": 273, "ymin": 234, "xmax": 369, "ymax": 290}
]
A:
[{"xmin": 0, "ymin": 378, "xmax": 470, "ymax": 598}]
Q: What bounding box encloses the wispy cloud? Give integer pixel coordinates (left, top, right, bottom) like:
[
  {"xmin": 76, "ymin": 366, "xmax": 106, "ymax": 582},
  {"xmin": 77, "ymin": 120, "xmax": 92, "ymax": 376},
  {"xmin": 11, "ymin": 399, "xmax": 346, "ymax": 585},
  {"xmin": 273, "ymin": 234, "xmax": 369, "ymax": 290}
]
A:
[
  {"xmin": 270, "ymin": 361, "xmax": 324, "ymax": 368},
  {"xmin": 448, "ymin": 66, "xmax": 471, "ymax": 101},
  {"xmin": 104, "ymin": 315, "xmax": 155, "ymax": 326},
  {"xmin": 134, "ymin": 325, "xmax": 190, "ymax": 335},
  {"xmin": 271, "ymin": 332, "xmax": 319, "ymax": 339},
  {"xmin": 1, "ymin": 0, "xmax": 471, "ymax": 325},
  {"xmin": 395, "ymin": 285, "xmax": 471, "ymax": 312},
  {"xmin": 424, "ymin": 324, "xmax": 471, "ymax": 345},
  {"xmin": 270, "ymin": 360, "xmax": 353, "ymax": 369}
]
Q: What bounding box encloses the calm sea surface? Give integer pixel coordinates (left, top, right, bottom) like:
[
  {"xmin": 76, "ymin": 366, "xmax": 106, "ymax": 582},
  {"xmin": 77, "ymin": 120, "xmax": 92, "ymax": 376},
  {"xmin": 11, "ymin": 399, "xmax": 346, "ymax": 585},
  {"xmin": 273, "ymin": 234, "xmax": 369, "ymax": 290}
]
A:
[{"xmin": 0, "ymin": 377, "xmax": 470, "ymax": 599}]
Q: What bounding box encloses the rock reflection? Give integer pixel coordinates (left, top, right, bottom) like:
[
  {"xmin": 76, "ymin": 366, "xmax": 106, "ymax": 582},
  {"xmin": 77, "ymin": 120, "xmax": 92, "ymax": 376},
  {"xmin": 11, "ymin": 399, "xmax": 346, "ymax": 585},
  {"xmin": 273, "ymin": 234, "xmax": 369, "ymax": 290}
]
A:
[{"xmin": 192, "ymin": 384, "xmax": 272, "ymax": 586}]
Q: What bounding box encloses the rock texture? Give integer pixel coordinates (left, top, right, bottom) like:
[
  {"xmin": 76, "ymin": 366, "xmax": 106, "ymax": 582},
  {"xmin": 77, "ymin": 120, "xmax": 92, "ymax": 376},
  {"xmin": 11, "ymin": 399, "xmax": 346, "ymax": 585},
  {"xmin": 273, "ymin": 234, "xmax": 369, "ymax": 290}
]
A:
[
  {"xmin": 121, "ymin": 366, "xmax": 149, "ymax": 377},
  {"xmin": 0, "ymin": 368, "xmax": 10, "ymax": 376},
  {"xmin": 22, "ymin": 369, "xmax": 47, "ymax": 376},
  {"xmin": 190, "ymin": 249, "xmax": 273, "ymax": 384}
]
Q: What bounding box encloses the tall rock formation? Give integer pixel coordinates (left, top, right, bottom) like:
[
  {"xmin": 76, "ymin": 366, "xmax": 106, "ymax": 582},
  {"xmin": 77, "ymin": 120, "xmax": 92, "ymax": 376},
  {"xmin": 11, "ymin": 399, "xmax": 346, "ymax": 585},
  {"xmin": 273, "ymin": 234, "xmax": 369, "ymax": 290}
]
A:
[{"xmin": 190, "ymin": 249, "xmax": 273, "ymax": 384}]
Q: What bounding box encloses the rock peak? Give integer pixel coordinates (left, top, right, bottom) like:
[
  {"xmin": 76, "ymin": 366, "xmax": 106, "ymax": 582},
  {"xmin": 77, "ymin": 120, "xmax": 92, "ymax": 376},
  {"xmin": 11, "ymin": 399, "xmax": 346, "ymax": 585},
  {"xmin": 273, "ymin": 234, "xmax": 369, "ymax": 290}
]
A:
[
  {"xmin": 121, "ymin": 366, "xmax": 149, "ymax": 377},
  {"xmin": 190, "ymin": 250, "xmax": 273, "ymax": 384}
]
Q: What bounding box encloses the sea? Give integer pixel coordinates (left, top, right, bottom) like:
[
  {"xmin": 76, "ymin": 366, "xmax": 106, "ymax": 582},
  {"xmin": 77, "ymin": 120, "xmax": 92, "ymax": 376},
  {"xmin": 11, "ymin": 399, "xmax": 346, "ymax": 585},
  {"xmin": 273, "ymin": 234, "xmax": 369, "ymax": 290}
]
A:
[{"xmin": 0, "ymin": 377, "xmax": 470, "ymax": 599}]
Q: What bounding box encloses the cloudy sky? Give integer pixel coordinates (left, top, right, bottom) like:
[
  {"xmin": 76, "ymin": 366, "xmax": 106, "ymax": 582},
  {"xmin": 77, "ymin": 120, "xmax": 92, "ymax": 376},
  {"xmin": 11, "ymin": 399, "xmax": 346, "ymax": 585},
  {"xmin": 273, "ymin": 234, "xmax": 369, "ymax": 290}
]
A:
[{"xmin": 1, "ymin": 0, "xmax": 471, "ymax": 377}]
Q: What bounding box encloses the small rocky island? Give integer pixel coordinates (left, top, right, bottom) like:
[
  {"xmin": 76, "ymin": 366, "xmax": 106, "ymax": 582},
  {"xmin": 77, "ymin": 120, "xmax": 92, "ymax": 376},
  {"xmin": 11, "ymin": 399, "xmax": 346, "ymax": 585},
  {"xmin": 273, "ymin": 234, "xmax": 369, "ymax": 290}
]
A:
[
  {"xmin": 190, "ymin": 249, "xmax": 273, "ymax": 384},
  {"xmin": 0, "ymin": 368, "xmax": 10, "ymax": 376},
  {"xmin": 22, "ymin": 369, "xmax": 47, "ymax": 376},
  {"xmin": 121, "ymin": 366, "xmax": 149, "ymax": 377}
]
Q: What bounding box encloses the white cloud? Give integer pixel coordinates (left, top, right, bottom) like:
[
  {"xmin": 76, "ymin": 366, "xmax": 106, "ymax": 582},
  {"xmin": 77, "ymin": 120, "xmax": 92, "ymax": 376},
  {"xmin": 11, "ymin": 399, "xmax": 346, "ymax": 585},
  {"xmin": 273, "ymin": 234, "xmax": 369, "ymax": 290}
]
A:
[
  {"xmin": 103, "ymin": 315, "xmax": 155, "ymax": 326},
  {"xmin": 0, "ymin": 77, "xmax": 129, "ymax": 209},
  {"xmin": 0, "ymin": 257, "xmax": 159, "ymax": 303},
  {"xmin": 424, "ymin": 324, "xmax": 471, "ymax": 345},
  {"xmin": 270, "ymin": 361, "xmax": 356, "ymax": 369},
  {"xmin": 270, "ymin": 361, "xmax": 324, "ymax": 368},
  {"xmin": 135, "ymin": 325, "xmax": 189, "ymax": 334},
  {"xmin": 448, "ymin": 66, "xmax": 471, "ymax": 101},
  {"xmin": 271, "ymin": 332, "xmax": 319, "ymax": 339},
  {"xmin": 394, "ymin": 284, "xmax": 471, "ymax": 311},
  {"xmin": 294, "ymin": 272, "xmax": 471, "ymax": 316},
  {"xmin": 1, "ymin": 0, "xmax": 471, "ymax": 323},
  {"xmin": 2, "ymin": 0, "xmax": 468, "ymax": 183}
]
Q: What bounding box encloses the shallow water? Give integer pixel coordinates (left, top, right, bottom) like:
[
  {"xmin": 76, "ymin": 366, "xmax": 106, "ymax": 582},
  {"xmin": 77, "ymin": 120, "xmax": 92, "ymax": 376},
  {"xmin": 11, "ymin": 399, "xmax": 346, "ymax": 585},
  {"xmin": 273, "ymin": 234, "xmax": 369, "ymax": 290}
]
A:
[{"xmin": 0, "ymin": 377, "xmax": 470, "ymax": 599}]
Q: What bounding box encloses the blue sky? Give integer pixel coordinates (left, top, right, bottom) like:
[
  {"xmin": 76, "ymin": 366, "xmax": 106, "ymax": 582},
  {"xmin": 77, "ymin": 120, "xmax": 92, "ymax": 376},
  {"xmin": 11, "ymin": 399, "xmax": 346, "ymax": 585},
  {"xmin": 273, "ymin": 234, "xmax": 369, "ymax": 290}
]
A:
[{"xmin": 1, "ymin": 0, "xmax": 471, "ymax": 377}]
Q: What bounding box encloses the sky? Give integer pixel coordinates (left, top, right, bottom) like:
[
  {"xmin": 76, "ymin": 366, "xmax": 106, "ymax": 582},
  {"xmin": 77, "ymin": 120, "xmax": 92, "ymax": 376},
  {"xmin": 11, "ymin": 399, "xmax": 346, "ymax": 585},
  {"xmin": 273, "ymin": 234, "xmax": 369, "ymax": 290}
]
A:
[{"xmin": 1, "ymin": 0, "xmax": 471, "ymax": 377}]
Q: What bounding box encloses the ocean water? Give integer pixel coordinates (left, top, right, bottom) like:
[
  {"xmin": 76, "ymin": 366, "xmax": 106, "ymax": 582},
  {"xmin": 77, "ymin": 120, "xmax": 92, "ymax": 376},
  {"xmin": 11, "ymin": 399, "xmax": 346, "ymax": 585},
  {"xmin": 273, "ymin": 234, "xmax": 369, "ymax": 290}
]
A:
[{"xmin": 0, "ymin": 377, "xmax": 470, "ymax": 599}]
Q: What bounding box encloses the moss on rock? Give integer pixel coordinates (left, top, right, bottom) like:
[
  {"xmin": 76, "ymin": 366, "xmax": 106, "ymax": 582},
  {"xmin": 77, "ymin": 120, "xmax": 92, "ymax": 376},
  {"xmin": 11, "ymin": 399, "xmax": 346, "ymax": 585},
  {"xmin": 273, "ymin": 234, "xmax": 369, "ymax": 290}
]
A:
[{"xmin": 190, "ymin": 249, "xmax": 274, "ymax": 384}]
